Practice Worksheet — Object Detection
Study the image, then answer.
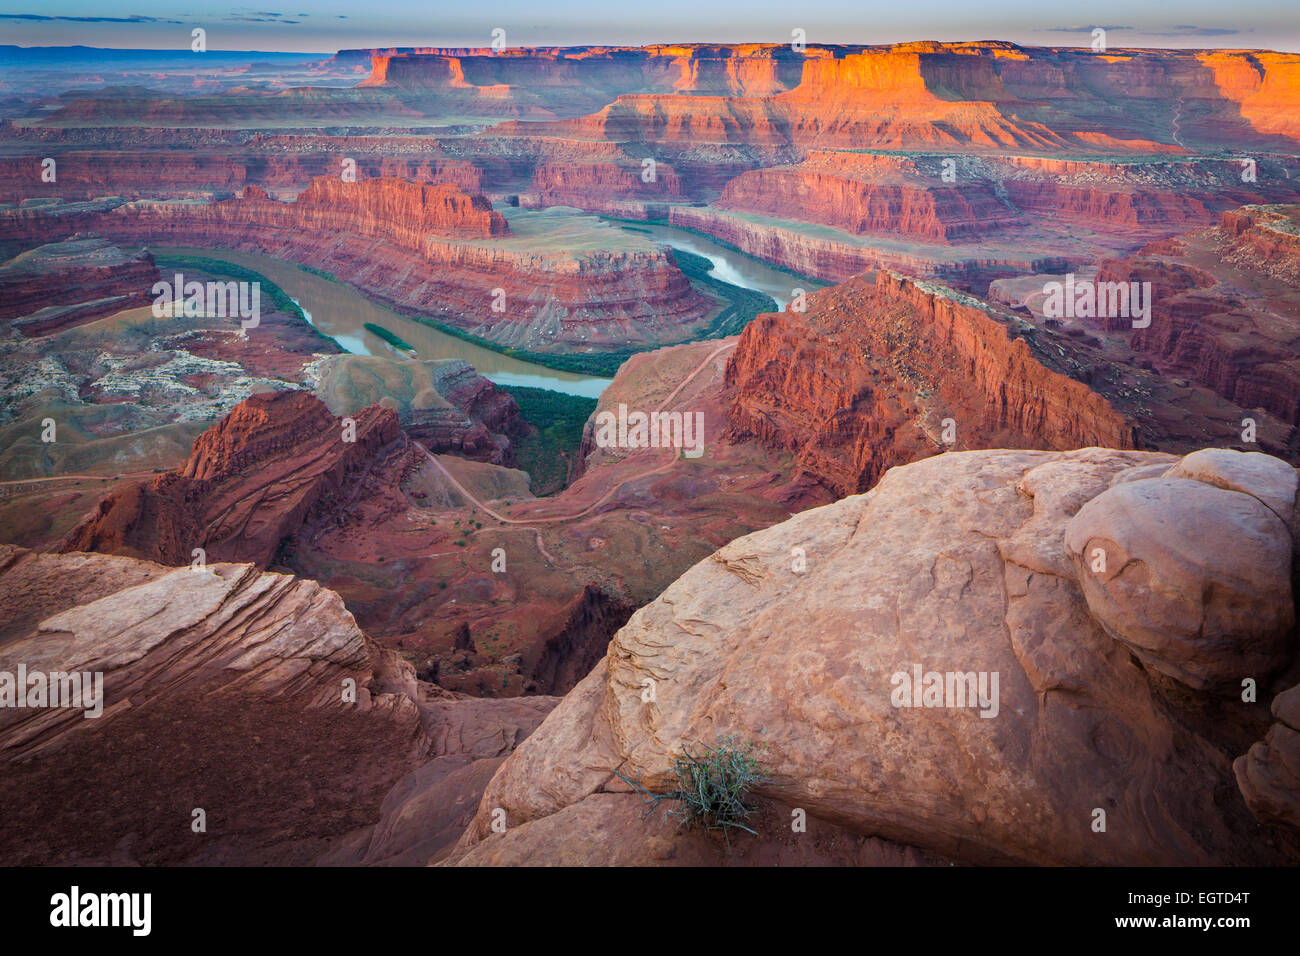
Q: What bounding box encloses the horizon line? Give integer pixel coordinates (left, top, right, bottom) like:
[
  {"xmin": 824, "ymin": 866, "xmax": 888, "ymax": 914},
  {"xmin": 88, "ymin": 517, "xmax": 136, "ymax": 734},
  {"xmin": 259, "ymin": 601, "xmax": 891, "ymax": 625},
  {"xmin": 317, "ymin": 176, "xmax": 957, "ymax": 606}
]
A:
[{"xmin": 2, "ymin": 40, "xmax": 1295, "ymax": 56}]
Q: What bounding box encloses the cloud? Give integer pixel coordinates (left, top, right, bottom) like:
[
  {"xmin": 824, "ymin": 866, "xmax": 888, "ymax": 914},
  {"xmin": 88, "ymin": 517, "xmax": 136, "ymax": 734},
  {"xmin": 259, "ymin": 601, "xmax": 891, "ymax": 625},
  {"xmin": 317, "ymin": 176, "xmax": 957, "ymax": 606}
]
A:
[
  {"xmin": 1040, "ymin": 25, "xmax": 1133, "ymax": 33},
  {"xmin": 225, "ymin": 14, "xmax": 302, "ymax": 23},
  {"xmin": 0, "ymin": 13, "xmax": 183, "ymax": 24},
  {"xmin": 1153, "ymin": 26, "xmax": 1241, "ymax": 37},
  {"xmin": 1038, "ymin": 23, "xmax": 1240, "ymax": 38}
]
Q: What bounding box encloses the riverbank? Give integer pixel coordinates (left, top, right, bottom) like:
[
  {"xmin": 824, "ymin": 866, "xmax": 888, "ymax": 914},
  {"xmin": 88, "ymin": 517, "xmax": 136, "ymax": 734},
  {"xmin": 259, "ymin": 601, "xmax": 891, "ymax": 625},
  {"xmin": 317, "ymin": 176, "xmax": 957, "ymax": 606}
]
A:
[{"xmin": 151, "ymin": 247, "xmax": 611, "ymax": 398}]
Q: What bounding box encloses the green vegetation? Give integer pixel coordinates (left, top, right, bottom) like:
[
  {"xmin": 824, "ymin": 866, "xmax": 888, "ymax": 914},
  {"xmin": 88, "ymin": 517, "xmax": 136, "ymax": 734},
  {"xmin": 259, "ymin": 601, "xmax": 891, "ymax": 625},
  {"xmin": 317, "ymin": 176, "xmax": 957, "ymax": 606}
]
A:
[
  {"xmin": 617, "ymin": 735, "xmax": 768, "ymax": 845},
  {"xmin": 153, "ymin": 254, "xmax": 344, "ymax": 352},
  {"xmin": 160, "ymin": 226, "xmax": 806, "ymax": 379},
  {"xmin": 671, "ymin": 248, "xmax": 779, "ymax": 338},
  {"xmin": 601, "ymin": 213, "xmax": 829, "ymax": 285},
  {"xmin": 500, "ymin": 385, "xmax": 598, "ymax": 496},
  {"xmin": 298, "ymin": 264, "xmax": 339, "ymax": 282},
  {"xmin": 362, "ymin": 322, "xmax": 416, "ymax": 353}
]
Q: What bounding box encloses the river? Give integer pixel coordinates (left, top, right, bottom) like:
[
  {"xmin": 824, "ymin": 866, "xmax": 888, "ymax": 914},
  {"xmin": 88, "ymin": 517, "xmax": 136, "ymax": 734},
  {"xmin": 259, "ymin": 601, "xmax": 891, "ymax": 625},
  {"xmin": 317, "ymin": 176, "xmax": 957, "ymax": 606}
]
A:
[
  {"xmin": 614, "ymin": 220, "xmax": 814, "ymax": 309},
  {"xmin": 156, "ymin": 227, "xmax": 804, "ymax": 398}
]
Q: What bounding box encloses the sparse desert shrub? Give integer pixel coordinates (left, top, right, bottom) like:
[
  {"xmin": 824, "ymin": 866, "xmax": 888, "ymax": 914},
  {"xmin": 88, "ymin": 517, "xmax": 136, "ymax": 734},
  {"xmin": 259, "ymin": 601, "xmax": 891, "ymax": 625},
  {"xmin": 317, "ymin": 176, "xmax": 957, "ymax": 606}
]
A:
[{"xmin": 618, "ymin": 734, "xmax": 767, "ymax": 844}]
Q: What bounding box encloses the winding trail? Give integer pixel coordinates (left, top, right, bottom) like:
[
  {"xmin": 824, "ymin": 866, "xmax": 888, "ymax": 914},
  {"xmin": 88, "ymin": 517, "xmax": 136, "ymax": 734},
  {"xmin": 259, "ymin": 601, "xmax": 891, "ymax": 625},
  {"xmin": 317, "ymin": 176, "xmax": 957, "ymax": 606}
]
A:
[
  {"xmin": 417, "ymin": 339, "xmax": 737, "ymax": 526},
  {"xmin": 0, "ymin": 471, "xmax": 154, "ymax": 488},
  {"xmin": 1170, "ymin": 95, "xmax": 1187, "ymax": 149}
]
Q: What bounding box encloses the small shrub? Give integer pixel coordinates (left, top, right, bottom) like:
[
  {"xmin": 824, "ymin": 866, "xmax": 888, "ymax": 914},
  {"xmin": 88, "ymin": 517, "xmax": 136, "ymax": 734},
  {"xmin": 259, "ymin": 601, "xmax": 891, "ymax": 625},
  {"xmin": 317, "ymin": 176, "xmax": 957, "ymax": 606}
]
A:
[{"xmin": 618, "ymin": 734, "xmax": 766, "ymax": 845}]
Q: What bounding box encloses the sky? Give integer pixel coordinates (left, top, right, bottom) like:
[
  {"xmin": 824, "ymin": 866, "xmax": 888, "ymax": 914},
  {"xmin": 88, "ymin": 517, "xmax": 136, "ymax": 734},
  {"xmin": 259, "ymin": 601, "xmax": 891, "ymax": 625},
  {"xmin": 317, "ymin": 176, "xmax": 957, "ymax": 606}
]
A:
[{"xmin": 0, "ymin": 0, "xmax": 1296, "ymax": 53}]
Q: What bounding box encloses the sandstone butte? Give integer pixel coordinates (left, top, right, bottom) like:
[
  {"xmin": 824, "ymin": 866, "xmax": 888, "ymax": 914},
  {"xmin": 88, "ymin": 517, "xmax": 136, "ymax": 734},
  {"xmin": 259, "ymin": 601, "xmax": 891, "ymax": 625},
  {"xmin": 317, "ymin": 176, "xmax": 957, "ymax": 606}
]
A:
[
  {"xmin": 726, "ymin": 269, "xmax": 1136, "ymax": 495},
  {"xmin": 59, "ymin": 390, "xmax": 426, "ymax": 568},
  {"xmin": 441, "ymin": 446, "xmax": 1300, "ymax": 866},
  {"xmin": 0, "ymin": 177, "xmax": 718, "ymax": 353}
]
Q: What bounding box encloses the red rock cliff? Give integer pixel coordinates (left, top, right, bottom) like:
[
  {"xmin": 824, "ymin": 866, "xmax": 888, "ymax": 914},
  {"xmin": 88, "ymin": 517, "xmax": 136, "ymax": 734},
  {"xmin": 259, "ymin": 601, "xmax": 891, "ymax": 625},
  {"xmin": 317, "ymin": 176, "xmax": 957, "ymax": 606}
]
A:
[
  {"xmin": 62, "ymin": 391, "xmax": 418, "ymax": 568},
  {"xmin": 717, "ymin": 152, "xmax": 1019, "ymax": 242},
  {"xmin": 726, "ymin": 270, "xmax": 1136, "ymax": 494}
]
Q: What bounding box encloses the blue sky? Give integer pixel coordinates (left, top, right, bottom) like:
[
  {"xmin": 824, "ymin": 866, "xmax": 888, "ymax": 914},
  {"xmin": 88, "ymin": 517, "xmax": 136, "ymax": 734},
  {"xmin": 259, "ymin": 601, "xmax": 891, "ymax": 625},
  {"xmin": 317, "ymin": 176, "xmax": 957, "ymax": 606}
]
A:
[{"xmin": 1, "ymin": 1, "xmax": 1296, "ymax": 52}]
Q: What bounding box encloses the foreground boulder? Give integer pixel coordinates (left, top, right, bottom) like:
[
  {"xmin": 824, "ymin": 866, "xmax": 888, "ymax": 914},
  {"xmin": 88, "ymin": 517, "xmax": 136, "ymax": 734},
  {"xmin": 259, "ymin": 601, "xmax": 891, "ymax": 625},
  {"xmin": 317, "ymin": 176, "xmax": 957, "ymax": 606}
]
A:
[
  {"xmin": 0, "ymin": 546, "xmax": 554, "ymax": 865},
  {"xmin": 446, "ymin": 447, "xmax": 1298, "ymax": 866}
]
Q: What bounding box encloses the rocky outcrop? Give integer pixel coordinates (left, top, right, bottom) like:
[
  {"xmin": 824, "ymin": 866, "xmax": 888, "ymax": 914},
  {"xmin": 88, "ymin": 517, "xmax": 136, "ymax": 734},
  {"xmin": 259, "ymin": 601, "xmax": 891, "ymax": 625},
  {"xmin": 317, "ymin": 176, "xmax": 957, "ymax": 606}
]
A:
[
  {"xmin": 0, "ymin": 543, "xmax": 556, "ymax": 865},
  {"xmin": 445, "ymin": 446, "xmax": 1299, "ymax": 866},
  {"xmin": 420, "ymin": 361, "xmax": 527, "ymax": 459},
  {"xmin": 0, "ymin": 236, "xmax": 159, "ymax": 334},
  {"xmin": 0, "ymin": 547, "xmax": 413, "ymax": 760},
  {"xmin": 1237, "ymin": 684, "xmax": 1300, "ymax": 830},
  {"xmin": 60, "ymin": 390, "xmax": 420, "ymax": 568},
  {"xmin": 311, "ymin": 356, "xmax": 525, "ymax": 465},
  {"xmin": 1064, "ymin": 448, "xmax": 1297, "ymax": 689},
  {"xmin": 717, "ymin": 152, "xmax": 1020, "ymax": 242},
  {"xmin": 1219, "ymin": 203, "xmax": 1300, "ymax": 286},
  {"xmin": 725, "ymin": 270, "xmax": 1136, "ymax": 495}
]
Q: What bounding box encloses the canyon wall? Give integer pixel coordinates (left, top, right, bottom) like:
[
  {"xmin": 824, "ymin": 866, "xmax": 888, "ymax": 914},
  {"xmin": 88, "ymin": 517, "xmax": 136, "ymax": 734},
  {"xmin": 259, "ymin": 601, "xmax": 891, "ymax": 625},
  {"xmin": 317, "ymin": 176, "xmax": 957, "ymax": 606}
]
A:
[
  {"xmin": 0, "ymin": 177, "xmax": 718, "ymax": 352},
  {"xmin": 0, "ymin": 236, "xmax": 158, "ymax": 334},
  {"xmin": 717, "ymin": 152, "xmax": 1020, "ymax": 242},
  {"xmin": 667, "ymin": 206, "xmax": 1072, "ymax": 287},
  {"xmin": 1095, "ymin": 205, "xmax": 1300, "ymax": 427},
  {"xmin": 496, "ymin": 44, "xmax": 1300, "ymax": 153},
  {"xmin": 726, "ymin": 270, "xmax": 1136, "ymax": 494},
  {"xmin": 0, "ymin": 543, "xmax": 557, "ymax": 865}
]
